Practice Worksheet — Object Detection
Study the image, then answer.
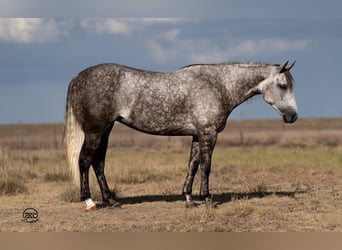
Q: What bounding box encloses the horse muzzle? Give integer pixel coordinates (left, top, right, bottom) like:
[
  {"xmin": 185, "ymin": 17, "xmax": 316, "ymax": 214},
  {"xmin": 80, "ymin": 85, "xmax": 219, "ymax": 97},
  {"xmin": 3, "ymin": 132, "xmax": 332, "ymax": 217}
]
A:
[
  {"xmin": 271, "ymin": 103, "xmax": 298, "ymax": 123},
  {"xmin": 283, "ymin": 111, "xmax": 298, "ymax": 123}
]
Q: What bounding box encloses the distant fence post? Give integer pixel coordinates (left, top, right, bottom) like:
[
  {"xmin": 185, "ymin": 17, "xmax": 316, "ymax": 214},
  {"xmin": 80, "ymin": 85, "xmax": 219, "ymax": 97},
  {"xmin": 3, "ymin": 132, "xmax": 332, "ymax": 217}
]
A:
[
  {"xmin": 19, "ymin": 119, "xmax": 24, "ymax": 149},
  {"xmin": 239, "ymin": 111, "xmax": 244, "ymax": 146},
  {"xmin": 239, "ymin": 130, "xmax": 244, "ymax": 146},
  {"xmin": 54, "ymin": 125, "xmax": 58, "ymax": 149}
]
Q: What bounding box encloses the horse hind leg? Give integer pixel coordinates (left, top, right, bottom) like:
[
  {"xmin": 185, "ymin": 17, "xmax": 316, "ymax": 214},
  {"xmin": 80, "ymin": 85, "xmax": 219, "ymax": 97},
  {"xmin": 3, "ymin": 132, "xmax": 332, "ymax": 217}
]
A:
[
  {"xmin": 79, "ymin": 132, "xmax": 103, "ymax": 211},
  {"xmin": 91, "ymin": 123, "xmax": 121, "ymax": 208}
]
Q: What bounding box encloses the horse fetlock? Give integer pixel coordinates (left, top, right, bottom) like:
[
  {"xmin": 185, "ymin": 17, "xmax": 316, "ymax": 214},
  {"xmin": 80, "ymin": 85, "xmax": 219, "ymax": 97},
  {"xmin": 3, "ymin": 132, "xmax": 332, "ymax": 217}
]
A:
[
  {"xmin": 101, "ymin": 191, "xmax": 115, "ymax": 202},
  {"xmin": 200, "ymin": 185, "xmax": 209, "ymax": 197},
  {"xmin": 185, "ymin": 194, "xmax": 193, "ymax": 203},
  {"xmin": 80, "ymin": 193, "xmax": 91, "ymax": 201}
]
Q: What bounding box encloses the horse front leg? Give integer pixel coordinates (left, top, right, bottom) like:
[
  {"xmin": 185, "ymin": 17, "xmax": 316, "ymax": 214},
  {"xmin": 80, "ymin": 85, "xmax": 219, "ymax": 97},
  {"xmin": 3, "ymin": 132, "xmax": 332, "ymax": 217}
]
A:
[
  {"xmin": 198, "ymin": 128, "xmax": 217, "ymax": 204},
  {"xmin": 183, "ymin": 136, "xmax": 200, "ymax": 207}
]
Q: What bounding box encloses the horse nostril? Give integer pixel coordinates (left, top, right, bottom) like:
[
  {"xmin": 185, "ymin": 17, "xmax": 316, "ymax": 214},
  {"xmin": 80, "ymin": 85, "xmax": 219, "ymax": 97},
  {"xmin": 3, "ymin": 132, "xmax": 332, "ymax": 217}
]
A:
[{"xmin": 283, "ymin": 112, "xmax": 298, "ymax": 123}]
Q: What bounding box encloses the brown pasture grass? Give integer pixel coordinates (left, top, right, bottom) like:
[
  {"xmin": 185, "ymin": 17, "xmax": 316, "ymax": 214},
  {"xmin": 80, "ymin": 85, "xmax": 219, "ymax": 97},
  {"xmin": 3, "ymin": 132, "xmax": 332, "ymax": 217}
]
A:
[{"xmin": 0, "ymin": 118, "xmax": 342, "ymax": 231}]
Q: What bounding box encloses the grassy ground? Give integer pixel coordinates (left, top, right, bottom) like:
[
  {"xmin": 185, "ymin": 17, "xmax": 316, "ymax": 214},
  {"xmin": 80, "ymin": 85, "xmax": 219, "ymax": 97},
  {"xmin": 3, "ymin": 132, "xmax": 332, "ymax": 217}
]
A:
[{"xmin": 0, "ymin": 118, "xmax": 342, "ymax": 231}]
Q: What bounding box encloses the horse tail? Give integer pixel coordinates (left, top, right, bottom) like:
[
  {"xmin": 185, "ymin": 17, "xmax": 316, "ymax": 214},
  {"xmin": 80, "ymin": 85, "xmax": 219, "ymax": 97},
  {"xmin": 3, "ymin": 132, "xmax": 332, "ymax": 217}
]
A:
[{"xmin": 64, "ymin": 83, "xmax": 84, "ymax": 186}]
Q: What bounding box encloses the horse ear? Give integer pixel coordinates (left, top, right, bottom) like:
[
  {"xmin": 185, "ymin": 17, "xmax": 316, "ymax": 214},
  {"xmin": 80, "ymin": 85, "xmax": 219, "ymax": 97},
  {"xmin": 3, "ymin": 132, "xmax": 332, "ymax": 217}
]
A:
[
  {"xmin": 287, "ymin": 61, "xmax": 296, "ymax": 71},
  {"xmin": 279, "ymin": 61, "xmax": 289, "ymax": 73}
]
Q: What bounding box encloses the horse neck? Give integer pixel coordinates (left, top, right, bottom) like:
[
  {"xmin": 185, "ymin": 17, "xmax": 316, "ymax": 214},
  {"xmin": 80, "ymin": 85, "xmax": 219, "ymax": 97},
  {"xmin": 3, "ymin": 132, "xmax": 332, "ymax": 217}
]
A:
[{"xmin": 220, "ymin": 63, "xmax": 273, "ymax": 108}]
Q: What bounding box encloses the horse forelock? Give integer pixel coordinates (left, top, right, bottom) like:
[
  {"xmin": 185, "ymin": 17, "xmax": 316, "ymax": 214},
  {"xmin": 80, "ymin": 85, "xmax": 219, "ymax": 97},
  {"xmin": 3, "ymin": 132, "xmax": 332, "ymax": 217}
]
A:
[
  {"xmin": 284, "ymin": 71, "xmax": 294, "ymax": 91},
  {"xmin": 271, "ymin": 63, "xmax": 295, "ymax": 91}
]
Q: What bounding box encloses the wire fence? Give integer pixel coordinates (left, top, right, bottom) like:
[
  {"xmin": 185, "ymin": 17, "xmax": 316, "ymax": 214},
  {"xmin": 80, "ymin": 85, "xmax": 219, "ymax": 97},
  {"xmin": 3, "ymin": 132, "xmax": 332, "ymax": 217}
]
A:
[{"xmin": 0, "ymin": 118, "xmax": 341, "ymax": 150}]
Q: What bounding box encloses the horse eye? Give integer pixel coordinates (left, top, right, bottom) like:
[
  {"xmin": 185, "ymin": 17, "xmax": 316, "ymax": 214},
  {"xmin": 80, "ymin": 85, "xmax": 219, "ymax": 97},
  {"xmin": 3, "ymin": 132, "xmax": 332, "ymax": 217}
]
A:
[{"xmin": 277, "ymin": 83, "xmax": 288, "ymax": 90}]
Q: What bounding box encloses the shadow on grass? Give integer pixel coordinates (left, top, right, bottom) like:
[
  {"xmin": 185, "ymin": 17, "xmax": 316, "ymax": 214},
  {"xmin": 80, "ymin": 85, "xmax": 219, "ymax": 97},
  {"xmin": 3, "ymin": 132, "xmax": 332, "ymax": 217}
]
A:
[{"xmin": 114, "ymin": 190, "xmax": 305, "ymax": 206}]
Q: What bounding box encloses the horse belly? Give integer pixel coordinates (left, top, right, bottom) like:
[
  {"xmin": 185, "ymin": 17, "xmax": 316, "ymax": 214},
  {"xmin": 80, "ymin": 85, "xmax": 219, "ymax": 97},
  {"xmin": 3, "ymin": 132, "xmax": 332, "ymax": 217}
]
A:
[{"xmin": 119, "ymin": 107, "xmax": 196, "ymax": 136}]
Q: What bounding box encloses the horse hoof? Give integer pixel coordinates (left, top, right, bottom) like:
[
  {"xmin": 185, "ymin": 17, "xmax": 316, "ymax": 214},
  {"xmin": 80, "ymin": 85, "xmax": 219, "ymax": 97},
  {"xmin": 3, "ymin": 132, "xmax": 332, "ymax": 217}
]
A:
[
  {"xmin": 106, "ymin": 198, "xmax": 121, "ymax": 209},
  {"xmin": 107, "ymin": 202, "xmax": 121, "ymax": 209},
  {"xmin": 184, "ymin": 201, "xmax": 198, "ymax": 208},
  {"xmin": 85, "ymin": 198, "xmax": 97, "ymax": 211},
  {"xmin": 85, "ymin": 204, "xmax": 97, "ymax": 211},
  {"xmin": 204, "ymin": 199, "xmax": 219, "ymax": 209}
]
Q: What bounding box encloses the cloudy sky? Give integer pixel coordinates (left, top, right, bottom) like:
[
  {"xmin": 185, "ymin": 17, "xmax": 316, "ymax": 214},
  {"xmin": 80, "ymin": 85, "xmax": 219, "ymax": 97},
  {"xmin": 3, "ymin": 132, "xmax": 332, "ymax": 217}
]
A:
[{"xmin": 0, "ymin": 1, "xmax": 341, "ymax": 123}]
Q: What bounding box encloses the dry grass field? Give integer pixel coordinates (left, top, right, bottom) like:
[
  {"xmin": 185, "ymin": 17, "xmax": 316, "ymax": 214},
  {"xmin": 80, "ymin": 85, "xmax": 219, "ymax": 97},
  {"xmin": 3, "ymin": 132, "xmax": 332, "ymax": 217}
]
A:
[{"xmin": 0, "ymin": 118, "xmax": 342, "ymax": 231}]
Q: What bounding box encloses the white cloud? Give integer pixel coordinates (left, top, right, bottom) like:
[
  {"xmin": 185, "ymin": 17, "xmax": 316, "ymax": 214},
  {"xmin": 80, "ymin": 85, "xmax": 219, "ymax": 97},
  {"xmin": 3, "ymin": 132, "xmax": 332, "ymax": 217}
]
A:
[
  {"xmin": 148, "ymin": 40, "xmax": 168, "ymax": 62},
  {"xmin": 137, "ymin": 18, "xmax": 186, "ymax": 24},
  {"xmin": 162, "ymin": 28, "xmax": 181, "ymax": 41},
  {"xmin": 0, "ymin": 18, "xmax": 69, "ymax": 44},
  {"xmin": 78, "ymin": 18, "xmax": 186, "ymax": 38},
  {"xmin": 148, "ymin": 37, "xmax": 213, "ymax": 64},
  {"xmin": 229, "ymin": 39, "xmax": 309, "ymax": 57},
  {"xmin": 148, "ymin": 36, "xmax": 310, "ymax": 64},
  {"xmin": 192, "ymin": 38, "xmax": 310, "ymax": 62},
  {"xmin": 80, "ymin": 19, "xmax": 131, "ymax": 36}
]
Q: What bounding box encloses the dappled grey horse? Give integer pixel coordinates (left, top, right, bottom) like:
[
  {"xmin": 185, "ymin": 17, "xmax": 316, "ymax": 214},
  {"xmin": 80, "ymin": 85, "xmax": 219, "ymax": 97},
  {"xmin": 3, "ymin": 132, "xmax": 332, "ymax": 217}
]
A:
[{"xmin": 65, "ymin": 61, "xmax": 298, "ymax": 211}]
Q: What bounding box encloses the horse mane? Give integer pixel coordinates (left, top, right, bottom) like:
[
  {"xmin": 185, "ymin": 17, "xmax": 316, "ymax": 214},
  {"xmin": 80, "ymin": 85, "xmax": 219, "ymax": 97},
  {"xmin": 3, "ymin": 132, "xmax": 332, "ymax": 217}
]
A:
[
  {"xmin": 180, "ymin": 62, "xmax": 294, "ymax": 91},
  {"xmin": 180, "ymin": 61, "xmax": 278, "ymax": 70},
  {"xmin": 180, "ymin": 63, "xmax": 221, "ymax": 69}
]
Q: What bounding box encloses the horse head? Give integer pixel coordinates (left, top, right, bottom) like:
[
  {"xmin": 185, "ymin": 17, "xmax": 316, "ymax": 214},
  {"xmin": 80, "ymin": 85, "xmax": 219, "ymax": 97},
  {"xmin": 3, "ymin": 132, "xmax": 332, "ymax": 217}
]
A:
[{"xmin": 257, "ymin": 61, "xmax": 298, "ymax": 123}]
